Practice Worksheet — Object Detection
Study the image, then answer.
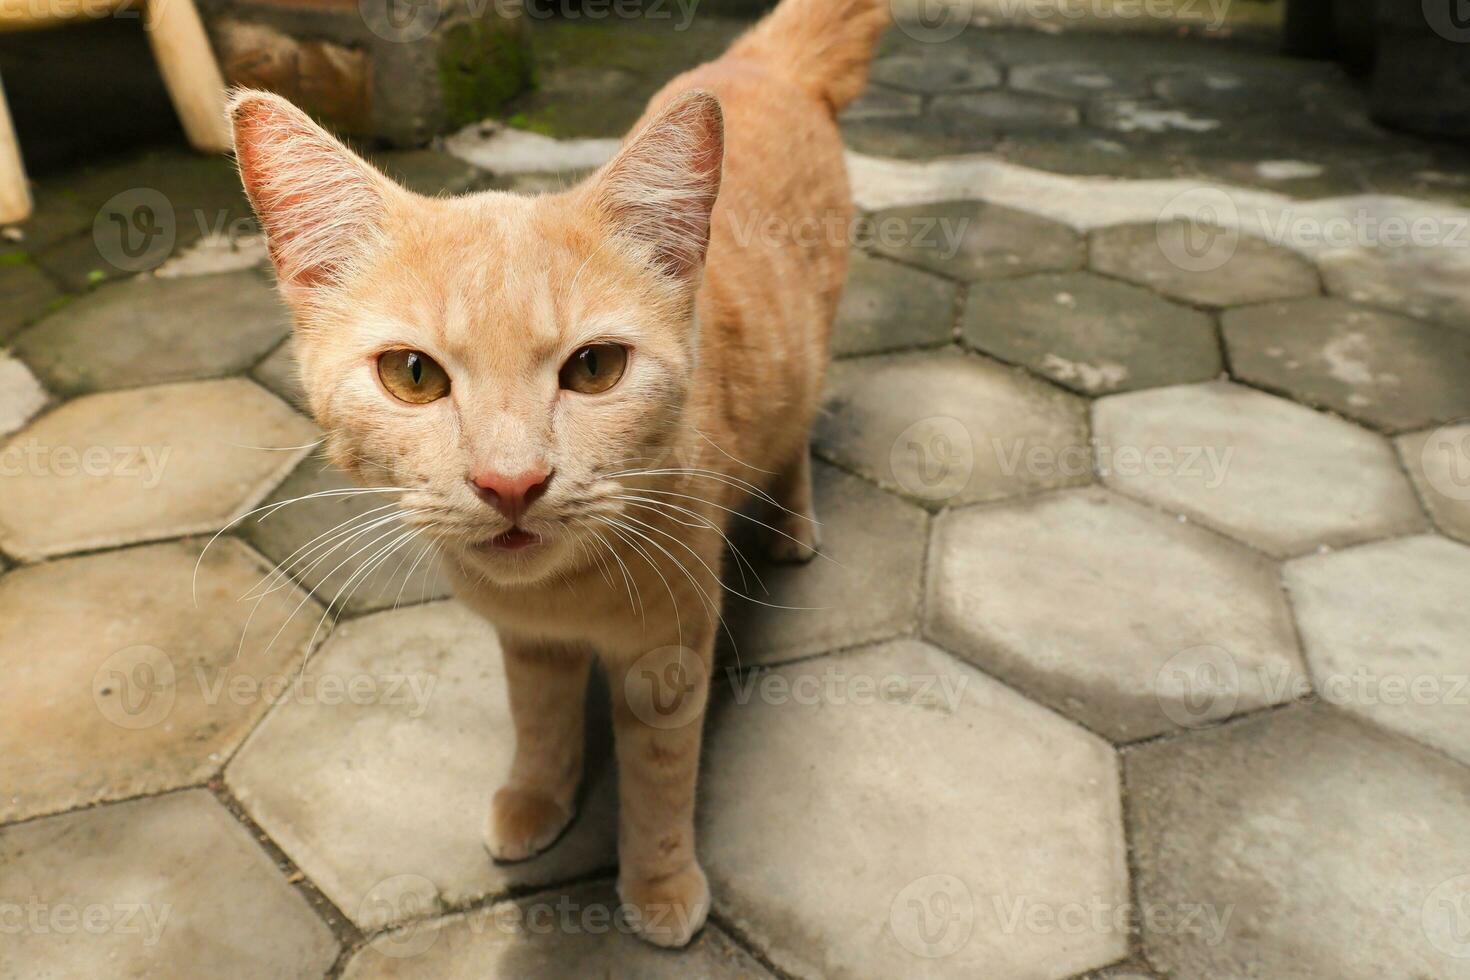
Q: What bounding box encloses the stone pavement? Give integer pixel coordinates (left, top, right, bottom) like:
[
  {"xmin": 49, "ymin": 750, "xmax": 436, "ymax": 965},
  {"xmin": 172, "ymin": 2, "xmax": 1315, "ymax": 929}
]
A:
[{"xmin": 4, "ymin": 13, "xmax": 1470, "ymax": 980}]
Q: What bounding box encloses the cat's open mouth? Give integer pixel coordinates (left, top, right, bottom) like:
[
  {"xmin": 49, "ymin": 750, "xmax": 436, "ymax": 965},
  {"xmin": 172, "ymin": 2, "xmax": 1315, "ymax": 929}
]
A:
[{"xmin": 480, "ymin": 528, "xmax": 542, "ymax": 552}]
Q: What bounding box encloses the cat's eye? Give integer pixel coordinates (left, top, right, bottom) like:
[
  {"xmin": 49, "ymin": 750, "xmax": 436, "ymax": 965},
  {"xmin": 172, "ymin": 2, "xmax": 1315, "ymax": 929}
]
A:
[
  {"xmin": 377, "ymin": 349, "xmax": 450, "ymax": 404},
  {"xmin": 559, "ymin": 343, "xmax": 628, "ymax": 395}
]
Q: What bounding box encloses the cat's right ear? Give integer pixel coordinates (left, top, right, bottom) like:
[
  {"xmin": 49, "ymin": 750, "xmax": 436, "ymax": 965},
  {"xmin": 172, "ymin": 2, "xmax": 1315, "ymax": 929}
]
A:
[{"xmin": 230, "ymin": 89, "xmax": 394, "ymax": 296}]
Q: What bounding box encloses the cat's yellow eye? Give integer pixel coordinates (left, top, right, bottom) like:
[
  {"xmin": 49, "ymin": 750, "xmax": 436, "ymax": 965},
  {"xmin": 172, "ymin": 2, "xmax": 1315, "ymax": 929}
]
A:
[
  {"xmin": 559, "ymin": 343, "xmax": 628, "ymax": 395},
  {"xmin": 377, "ymin": 349, "xmax": 450, "ymax": 404}
]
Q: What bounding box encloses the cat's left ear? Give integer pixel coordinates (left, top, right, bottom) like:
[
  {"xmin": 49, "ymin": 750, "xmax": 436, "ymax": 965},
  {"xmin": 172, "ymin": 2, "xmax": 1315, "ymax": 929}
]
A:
[
  {"xmin": 230, "ymin": 89, "xmax": 397, "ymax": 296},
  {"xmin": 587, "ymin": 89, "xmax": 725, "ymax": 286}
]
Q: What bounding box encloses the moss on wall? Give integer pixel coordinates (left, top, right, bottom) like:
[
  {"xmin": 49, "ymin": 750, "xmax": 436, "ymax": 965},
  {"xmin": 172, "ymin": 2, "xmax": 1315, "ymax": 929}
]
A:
[{"xmin": 436, "ymin": 18, "xmax": 537, "ymax": 127}]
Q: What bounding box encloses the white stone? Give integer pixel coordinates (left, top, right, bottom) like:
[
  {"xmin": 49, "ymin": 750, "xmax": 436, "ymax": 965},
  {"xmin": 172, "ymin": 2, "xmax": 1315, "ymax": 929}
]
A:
[
  {"xmin": 444, "ymin": 123, "xmax": 618, "ymax": 175},
  {"xmin": 0, "ymin": 351, "xmax": 46, "ymax": 437}
]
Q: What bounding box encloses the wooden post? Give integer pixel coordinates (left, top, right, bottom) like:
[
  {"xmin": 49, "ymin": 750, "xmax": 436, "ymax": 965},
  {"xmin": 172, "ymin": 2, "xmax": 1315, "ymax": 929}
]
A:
[{"xmin": 144, "ymin": 0, "xmax": 232, "ymax": 152}]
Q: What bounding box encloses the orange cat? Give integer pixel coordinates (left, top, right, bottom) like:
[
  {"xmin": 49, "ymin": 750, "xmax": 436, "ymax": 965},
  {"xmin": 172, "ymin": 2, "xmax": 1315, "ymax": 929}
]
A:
[{"xmin": 231, "ymin": 0, "xmax": 886, "ymax": 947}]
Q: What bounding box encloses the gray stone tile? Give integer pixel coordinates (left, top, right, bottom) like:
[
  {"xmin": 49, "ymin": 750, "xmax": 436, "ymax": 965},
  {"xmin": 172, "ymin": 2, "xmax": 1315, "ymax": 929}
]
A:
[
  {"xmin": 840, "ymin": 116, "xmax": 998, "ymax": 160},
  {"xmin": 241, "ymin": 455, "xmax": 452, "ymax": 616},
  {"xmin": 701, "ymin": 639, "xmax": 1128, "ymax": 979},
  {"xmin": 0, "ymin": 352, "xmax": 48, "ymax": 438},
  {"xmin": 1285, "ymin": 535, "xmax": 1470, "ymax": 766},
  {"xmin": 0, "ymin": 378, "xmax": 318, "ymax": 561},
  {"xmin": 926, "ymin": 487, "xmax": 1304, "ymax": 741},
  {"xmin": 0, "ymin": 258, "xmax": 62, "ymax": 342},
  {"xmin": 833, "ymin": 252, "xmax": 955, "ymax": 357},
  {"xmin": 1223, "ymin": 298, "xmax": 1470, "ymax": 432},
  {"xmin": 1093, "ymin": 380, "xmax": 1425, "ymax": 557},
  {"xmin": 724, "ymin": 462, "xmax": 926, "ymax": 667},
  {"xmin": 1011, "ymin": 61, "xmax": 1152, "ymax": 100},
  {"xmin": 373, "ymin": 148, "xmax": 489, "ymax": 196},
  {"xmin": 0, "ymin": 538, "xmax": 322, "ymax": 823},
  {"xmin": 815, "ymin": 349, "xmax": 1091, "ymax": 508},
  {"xmin": 226, "ymin": 601, "xmax": 618, "ymax": 930},
  {"xmin": 0, "ymin": 790, "xmax": 338, "ymax": 979},
  {"xmin": 251, "ymin": 336, "xmax": 308, "ymax": 412},
  {"xmin": 341, "ymin": 882, "xmax": 770, "ymax": 978},
  {"xmin": 964, "ymin": 271, "xmax": 1220, "ymax": 394},
  {"xmin": 1397, "ymin": 423, "xmax": 1470, "ymax": 544},
  {"xmin": 932, "ymin": 91, "xmax": 1082, "ymax": 135},
  {"xmin": 868, "ymin": 200, "xmax": 1085, "ymax": 282},
  {"xmin": 1090, "ymin": 222, "xmax": 1319, "ymax": 308},
  {"xmin": 840, "ymin": 87, "xmax": 922, "ymax": 123},
  {"xmin": 1125, "ymin": 705, "xmax": 1470, "ymax": 979},
  {"xmin": 1320, "ymin": 242, "xmax": 1470, "ymax": 332},
  {"xmin": 13, "ymin": 270, "xmax": 290, "ymax": 397},
  {"xmin": 869, "ymin": 52, "xmax": 1001, "ymax": 94}
]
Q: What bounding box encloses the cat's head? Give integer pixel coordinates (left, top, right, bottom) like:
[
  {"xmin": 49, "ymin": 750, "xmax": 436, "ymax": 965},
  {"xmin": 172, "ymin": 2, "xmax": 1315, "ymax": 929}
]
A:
[{"xmin": 231, "ymin": 89, "xmax": 724, "ymax": 585}]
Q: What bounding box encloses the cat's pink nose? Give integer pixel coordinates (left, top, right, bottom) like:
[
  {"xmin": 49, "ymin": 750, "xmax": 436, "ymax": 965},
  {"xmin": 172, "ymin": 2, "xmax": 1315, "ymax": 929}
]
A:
[{"xmin": 470, "ymin": 466, "xmax": 552, "ymax": 522}]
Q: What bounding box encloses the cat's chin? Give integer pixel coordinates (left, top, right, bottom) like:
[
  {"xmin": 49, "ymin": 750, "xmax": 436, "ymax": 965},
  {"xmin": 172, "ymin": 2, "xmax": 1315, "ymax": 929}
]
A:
[{"xmin": 455, "ymin": 532, "xmax": 576, "ymax": 587}]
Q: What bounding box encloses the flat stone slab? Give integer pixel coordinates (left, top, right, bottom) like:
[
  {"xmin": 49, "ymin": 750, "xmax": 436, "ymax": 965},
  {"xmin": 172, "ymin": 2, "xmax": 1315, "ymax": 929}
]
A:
[
  {"xmin": 341, "ymin": 882, "xmax": 770, "ymax": 978},
  {"xmin": 1320, "ymin": 243, "xmax": 1470, "ymax": 332},
  {"xmin": 1011, "ymin": 61, "xmax": 1152, "ymax": 100},
  {"xmin": 251, "ymin": 336, "xmax": 308, "ymax": 411},
  {"xmin": 932, "ymin": 91, "xmax": 1082, "ymax": 135},
  {"xmin": 724, "ymin": 461, "xmax": 926, "ymax": 668},
  {"xmin": 1397, "ymin": 423, "xmax": 1470, "ymax": 544},
  {"xmin": 226, "ymin": 601, "xmax": 618, "ymax": 930},
  {"xmin": 964, "ymin": 271, "xmax": 1220, "ymax": 394},
  {"xmin": 1285, "ymin": 535, "xmax": 1470, "ymax": 766},
  {"xmin": 0, "ymin": 259, "xmax": 61, "ymax": 342},
  {"xmin": 833, "ymin": 252, "xmax": 955, "ymax": 356},
  {"xmin": 242, "ymin": 455, "xmax": 452, "ymax": 616},
  {"xmin": 0, "ymin": 538, "xmax": 321, "ymax": 822},
  {"xmin": 701, "ymin": 639, "xmax": 1127, "ymax": 979},
  {"xmin": 0, "ymin": 790, "xmax": 338, "ymax": 979},
  {"xmin": 816, "ymin": 349, "xmax": 1091, "ymax": 508},
  {"xmin": 12, "ymin": 270, "xmax": 290, "ymax": 397},
  {"xmin": 1093, "ymin": 380, "xmax": 1425, "ymax": 557},
  {"xmin": 1089, "ymin": 222, "xmax": 1319, "ymax": 308},
  {"xmin": 1223, "ymin": 298, "xmax": 1470, "ymax": 432},
  {"xmin": 1126, "ymin": 705, "xmax": 1470, "ymax": 978},
  {"xmin": 0, "ymin": 351, "xmax": 47, "ymax": 438},
  {"xmin": 0, "ymin": 378, "xmax": 317, "ymax": 560},
  {"xmin": 867, "ymin": 200, "xmax": 1084, "ymax": 282},
  {"xmin": 840, "ymin": 87, "xmax": 922, "ymax": 123},
  {"xmin": 926, "ymin": 487, "xmax": 1304, "ymax": 741},
  {"xmin": 869, "ymin": 52, "xmax": 1000, "ymax": 93}
]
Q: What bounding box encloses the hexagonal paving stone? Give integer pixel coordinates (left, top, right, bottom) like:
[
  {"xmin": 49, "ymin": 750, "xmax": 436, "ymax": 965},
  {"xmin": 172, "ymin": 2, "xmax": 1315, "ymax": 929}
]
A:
[
  {"xmin": 931, "ymin": 91, "xmax": 1082, "ymax": 134},
  {"xmin": 226, "ymin": 600, "xmax": 618, "ymax": 930},
  {"xmin": 1126, "ymin": 705, "xmax": 1470, "ymax": 978},
  {"xmin": 0, "ymin": 258, "xmax": 61, "ymax": 342},
  {"xmin": 0, "ymin": 352, "xmax": 47, "ymax": 438},
  {"xmin": 815, "ymin": 349, "xmax": 1091, "ymax": 508},
  {"xmin": 0, "ymin": 790, "xmax": 338, "ymax": 978},
  {"xmin": 1011, "ymin": 61, "xmax": 1151, "ymax": 100},
  {"xmin": 926, "ymin": 487, "xmax": 1304, "ymax": 741},
  {"xmin": 1397, "ymin": 423, "xmax": 1470, "ymax": 544},
  {"xmin": 0, "ymin": 538, "xmax": 322, "ymax": 822},
  {"xmin": 341, "ymin": 882, "xmax": 770, "ymax": 979},
  {"xmin": 251, "ymin": 336, "xmax": 308, "ymax": 411},
  {"xmin": 1319, "ymin": 243, "xmax": 1470, "ymax": 332},
  {"xmin": 868, "ymin": 52, "xmax": 1001, "ymax": 94},
  {"xmin": 1094, "ymin": 381, "xmax": 1425, "ymax": 557},
  {"xmin": 867, "ymin": 200, "xmax": 1084, "ymax": 282},
  {"xmin": 242, "ymin": 455, "xmax": 452, "ymax": 616},
  {"xmin": 12, "ymin": 270, "xmax": 290, "ymax": 396},
  {"xmin": 1223, "ymin": 298, "xmax": 1470, "ymax": 432},
  {"xmin": 840, "ymin": 87, "xmax": 922, "ymax": 123},
  {"xmin": 724, "ymin": 462, "xmax": 926, "ymax": 667},
  {"xmin": 833, "ymin": 252, "xmax": 955, "ymax": 356},
  {"xmin": 0, "ymin": 378, "xmax": 316, "ymax": 560},
  {"xmin": 1089, "ymin": 222, "xmax": 1319, "ymax": 308},
  {"xmin": 840, "ymin": 116, "xmax": 998, "ymax": 160},
  {"xmin": 1285, "ymin": 535, "xmax": 1470, "ymax": 766},
  {"xmin": 964, "ymin": 272, "xmax": 1220, "ymax": 394},
  {"xmin": 703, "ymin": 639, "xmax": 1126, "ymax": 979}
]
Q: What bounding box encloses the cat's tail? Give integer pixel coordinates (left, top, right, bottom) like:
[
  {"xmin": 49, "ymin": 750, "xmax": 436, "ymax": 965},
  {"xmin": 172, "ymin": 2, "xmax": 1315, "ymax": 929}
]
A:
[{"xmin": 725, "ymin": 0, "xmax": 890, "ymax": 114}]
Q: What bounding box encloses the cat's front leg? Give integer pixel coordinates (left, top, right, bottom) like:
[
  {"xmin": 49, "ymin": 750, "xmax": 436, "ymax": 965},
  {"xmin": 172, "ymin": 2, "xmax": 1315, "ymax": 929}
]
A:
[
  {"xmin": 608, "ymin": 636, "xmax": 713, "ymax": 948},
  {"xmin": 485, "ymin": 635, "xmax": 592, "ymax": 862}
]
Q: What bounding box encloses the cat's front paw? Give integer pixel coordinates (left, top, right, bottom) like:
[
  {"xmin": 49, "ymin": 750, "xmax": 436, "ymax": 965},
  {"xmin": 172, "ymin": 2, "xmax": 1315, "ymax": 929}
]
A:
[
  {"xmin": 618, "ymin": 861, "xmax": 710, "ymax": 948},
  {"xmin": 485, "ymin": 786, "xmax": 574, "ymax": 863}
]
